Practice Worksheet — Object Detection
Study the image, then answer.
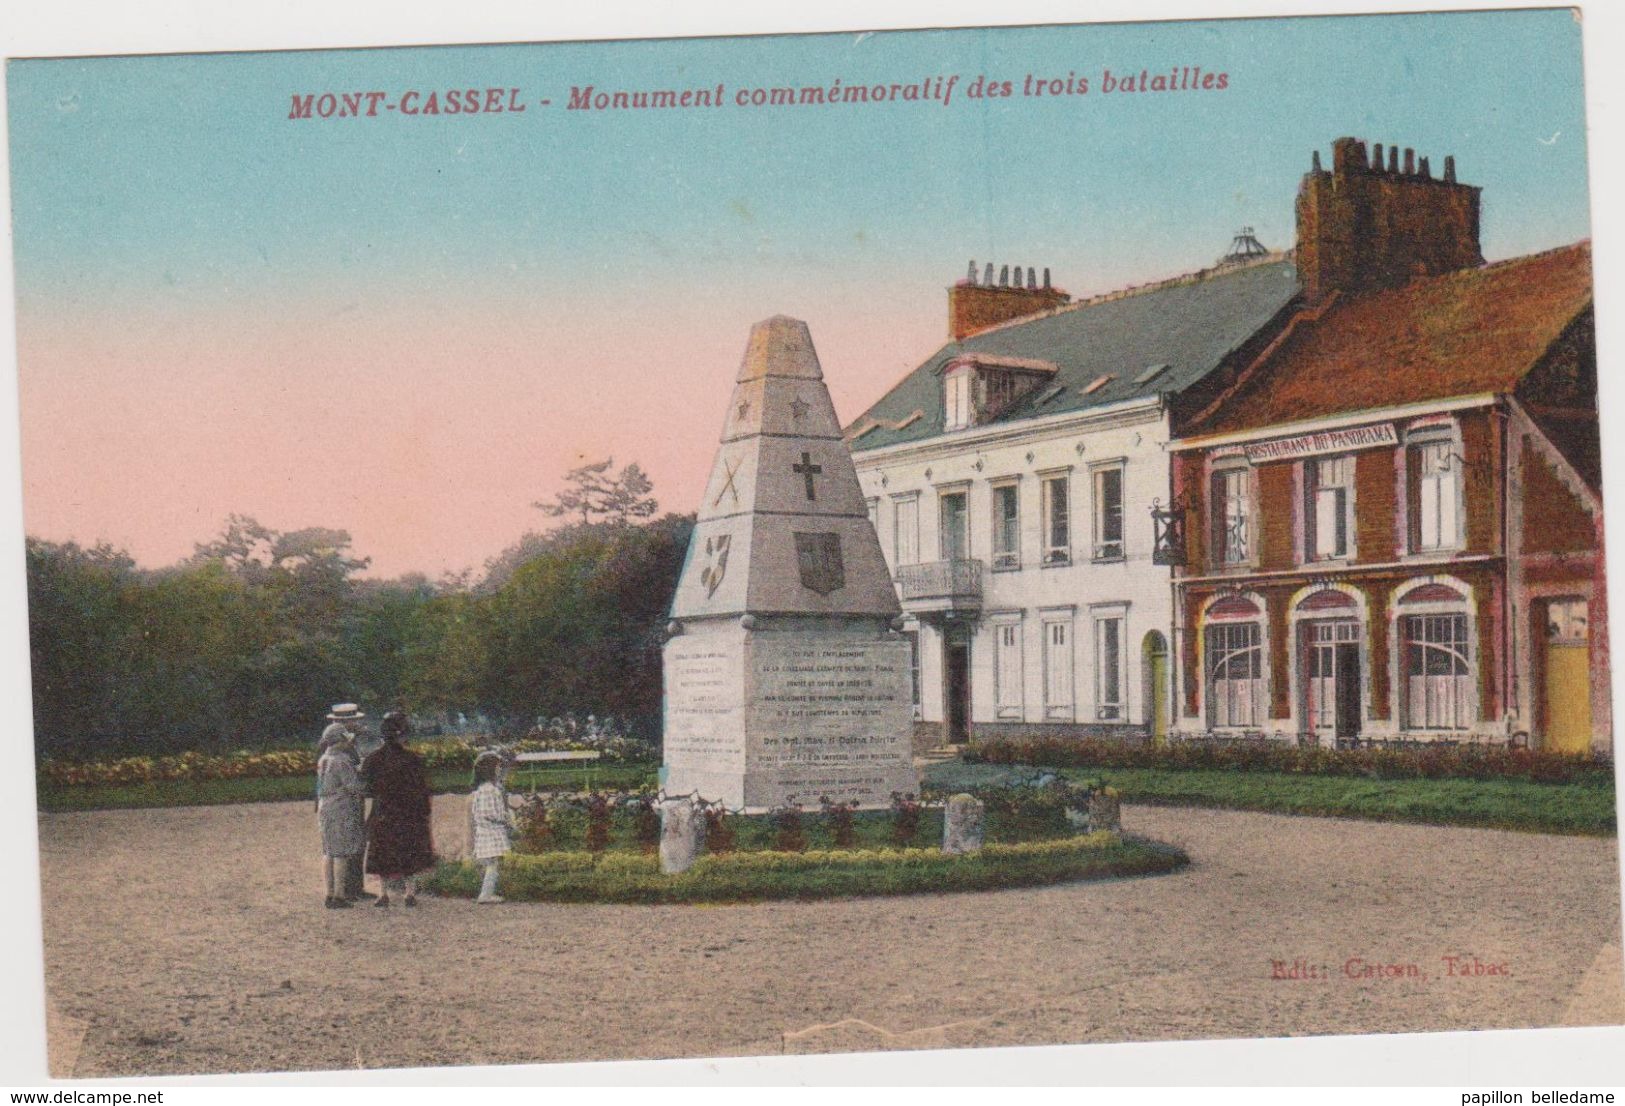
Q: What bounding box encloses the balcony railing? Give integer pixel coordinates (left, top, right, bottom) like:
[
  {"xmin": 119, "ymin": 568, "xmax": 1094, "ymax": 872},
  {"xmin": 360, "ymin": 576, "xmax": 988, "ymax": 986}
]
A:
[{"xmin": 895, "ymin": 558, "xmax": 984, "ymax": 610}]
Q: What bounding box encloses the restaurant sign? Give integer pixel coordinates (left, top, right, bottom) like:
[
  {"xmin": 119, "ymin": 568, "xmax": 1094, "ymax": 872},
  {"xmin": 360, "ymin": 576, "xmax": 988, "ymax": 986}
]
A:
[{"xmin": 1243, "ymin": 422, "xmax": 1398, "ymax": 463}]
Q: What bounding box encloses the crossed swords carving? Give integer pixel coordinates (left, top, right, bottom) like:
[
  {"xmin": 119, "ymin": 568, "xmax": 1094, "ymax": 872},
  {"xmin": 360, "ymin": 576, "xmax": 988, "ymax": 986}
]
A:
[{"xmin": 714, "ymin": 457, "xmax": 741, "ymax": 507}]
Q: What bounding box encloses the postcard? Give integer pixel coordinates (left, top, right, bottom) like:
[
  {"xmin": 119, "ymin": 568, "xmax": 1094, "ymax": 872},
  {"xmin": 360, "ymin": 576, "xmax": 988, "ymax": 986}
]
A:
[{"xmin": 3, "ymin": 1, "xmax": 1622, "ymax": 1085}]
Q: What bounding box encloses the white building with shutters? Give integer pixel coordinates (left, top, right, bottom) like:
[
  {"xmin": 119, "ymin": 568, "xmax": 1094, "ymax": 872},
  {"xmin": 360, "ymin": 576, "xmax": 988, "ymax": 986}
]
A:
[{"xmin": 844, "ymin": 247, "xmax": 1302, "ymax": 747}]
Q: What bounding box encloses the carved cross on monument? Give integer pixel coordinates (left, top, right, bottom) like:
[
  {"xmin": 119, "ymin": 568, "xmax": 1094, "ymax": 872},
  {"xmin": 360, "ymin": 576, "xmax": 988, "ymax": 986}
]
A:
[{"xmin": 792, "ymin": 451, "xmax": 822, "ymax": 501}]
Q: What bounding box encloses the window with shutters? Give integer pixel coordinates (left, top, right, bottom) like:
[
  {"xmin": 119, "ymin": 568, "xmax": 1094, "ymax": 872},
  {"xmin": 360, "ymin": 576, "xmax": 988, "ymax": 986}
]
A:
[
  {"xmin": 1408, "ymin": 431, "xmax": 1463, "ymax": 553},
  {"xmin": 1306, "ymin": 454, "xmax": 1355, "ymax": 561},
  {"xmin": 1094, "ymin": 615, "xmax": 1125, "ymax": 720},
  {"xmin": 994, "ymin": 621, "xmax": 1023, "ymax": 718},
  {"xmin": 892, "ymin": 494, "xmax": 920, "ymax": 567},
  {"xmin": 1213, "ymin": 465, "xmax": 1253, "ymax": 567},
  {"xmin": 1092, "ymin": 464, "xmax": 1125, "ymax": 561},
  {"xmin": 991, "ymin": 481, "xmax": 1020, "ymax": 570},
  {"xmin": 939, "ymin": 491, "xmax": 969, "ymax": 560},
  {"xmin": 1041, "ymin": 473, "xmax": 1071, "ymax": 565},
  {"xmin": 1043, "ymin": 619, "xmax": 1074, "ymax": 719}
]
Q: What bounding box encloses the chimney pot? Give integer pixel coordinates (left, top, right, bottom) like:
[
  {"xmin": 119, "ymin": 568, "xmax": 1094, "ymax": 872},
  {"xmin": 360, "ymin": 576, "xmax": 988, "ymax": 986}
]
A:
[
  {"xmin": 1298, "ymin": 134, "xmax": 1483, "ymax": 304},
  {"xmin": 1373, "ymin": 143, "xmax": 1384, "ymax": 170},
  {"xmin": 1312, "ymin": 149, "xmax": 1322, "ymax": 172},
  {"xmin": 1332, "ymin": 137, "xmax": 1368, "ymax": 174},
  {"xmin": 947, "ymin": 263, "xmax": 1071, "ymax": 339},
  {"xmin": 967, "ymin": 259, "xmax": 978, "ymax": 284}
]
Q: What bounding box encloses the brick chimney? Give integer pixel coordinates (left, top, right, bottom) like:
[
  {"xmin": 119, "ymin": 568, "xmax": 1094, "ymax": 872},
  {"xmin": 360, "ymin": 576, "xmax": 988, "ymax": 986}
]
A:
[
  {"xmin": 948, "ymin": 260, "xmax": 1070, "ymax": 340},
  {"xmin": 1295, "ymin": 137, "xmax": 1483, "ymax": 303}
]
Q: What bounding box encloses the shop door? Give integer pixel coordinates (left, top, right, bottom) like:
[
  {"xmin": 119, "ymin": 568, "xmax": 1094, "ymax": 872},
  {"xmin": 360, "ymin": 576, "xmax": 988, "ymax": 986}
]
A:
[
  {"xmin": 1143, "ymin": 631, "xmax": 1170, "ymax": 744},
  {"xmin": 1334, "ymin": 642, "xmax": 1362, "ymax": 740},
  {"xmin": 1305, "ymin": 621, "xmax": 1362, "ymax": 743},
  {"xmin": 1542, "ymin": 598, "xmax": 1592, "ymax": 754}
]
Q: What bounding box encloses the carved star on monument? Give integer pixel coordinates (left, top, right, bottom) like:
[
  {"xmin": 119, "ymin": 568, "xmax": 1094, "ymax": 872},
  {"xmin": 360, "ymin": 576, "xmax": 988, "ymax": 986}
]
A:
[
  {"xmin": 736, "ymin": 398, "xmax": 751, "ymax": 420},
  {"xmin": 789, "ymin": 396, "xmax": 810, "ymax": 422}
]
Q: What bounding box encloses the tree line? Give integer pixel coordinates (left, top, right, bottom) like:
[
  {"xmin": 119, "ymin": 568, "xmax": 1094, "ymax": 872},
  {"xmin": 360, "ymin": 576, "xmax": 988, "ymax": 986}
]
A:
[{"xmin": 25, "ymin": 461, "xmax": 692, "ymax": 759}]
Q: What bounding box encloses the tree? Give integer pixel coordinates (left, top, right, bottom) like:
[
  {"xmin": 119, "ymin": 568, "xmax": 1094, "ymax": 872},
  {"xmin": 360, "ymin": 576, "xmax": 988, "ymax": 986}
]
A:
[
  {"xmin": 188, "ymin": 514, "xmax": 278, "ymax": 581},
  {"xmin": 533, "ymin": 458, "xmax": 658, "ymax": 527},
  {"xmin": 25, "ymin": 539, "xmax": 140, "ymax": 756},
  {"xmin": 476, "ymin": 513, "xmax": 693, "ymax": 733}
]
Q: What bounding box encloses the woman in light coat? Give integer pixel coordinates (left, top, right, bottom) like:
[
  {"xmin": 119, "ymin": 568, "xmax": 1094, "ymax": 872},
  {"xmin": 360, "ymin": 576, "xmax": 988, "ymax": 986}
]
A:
[{"xmin": 317, "ymin": 729, "xmax": 367, "ymax": 908}]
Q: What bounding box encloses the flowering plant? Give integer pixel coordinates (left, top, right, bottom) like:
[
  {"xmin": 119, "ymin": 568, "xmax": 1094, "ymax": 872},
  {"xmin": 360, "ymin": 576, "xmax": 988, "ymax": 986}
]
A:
[
  {"xmin": 819, "ymin": 795, "xmax": 858, "ymax": 848},
  {"xmin": 889, "ymin": 791, "xmax": 922, "ymax": 846},
  {"xmin": 771, "ymin": 804, "xmax": 807, "ymax": 853}
]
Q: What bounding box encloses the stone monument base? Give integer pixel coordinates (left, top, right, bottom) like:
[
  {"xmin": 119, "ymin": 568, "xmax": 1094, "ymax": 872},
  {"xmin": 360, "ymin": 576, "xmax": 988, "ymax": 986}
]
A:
[{"xmin": 663, "ymin": 615, "xmax": 919, "ymax": 810}]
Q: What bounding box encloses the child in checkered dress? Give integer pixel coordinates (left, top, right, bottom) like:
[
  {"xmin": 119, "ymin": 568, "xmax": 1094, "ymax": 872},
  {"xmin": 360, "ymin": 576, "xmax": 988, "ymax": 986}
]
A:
[{"xmin": 469, "ymin": 750, "xmax": 515, "ymax": 903}]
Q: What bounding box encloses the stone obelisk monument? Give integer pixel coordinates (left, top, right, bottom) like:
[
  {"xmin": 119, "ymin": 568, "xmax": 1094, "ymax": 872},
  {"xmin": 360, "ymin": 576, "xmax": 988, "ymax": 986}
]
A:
[{"xmin": 662, "ymin": 316, "xmax": 918, "ymax": 810}]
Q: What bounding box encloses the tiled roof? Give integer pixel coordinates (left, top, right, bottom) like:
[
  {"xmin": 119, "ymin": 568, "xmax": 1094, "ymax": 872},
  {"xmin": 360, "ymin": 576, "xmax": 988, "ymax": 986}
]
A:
[
  {"xmin": 847, "ymin": 256, "xmax": 1301, "ymax": 452},
  {"xmin": 1188, "ymin": 242, "xmax": 1594, "ymax": 436}
]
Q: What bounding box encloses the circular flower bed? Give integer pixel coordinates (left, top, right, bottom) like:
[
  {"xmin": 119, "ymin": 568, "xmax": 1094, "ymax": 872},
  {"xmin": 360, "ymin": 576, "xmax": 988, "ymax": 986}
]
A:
[
  {"xmin": 422, "ymin": 832, "xmax": 1185, "ymax": 904},
  {"xmin": 422, "ymin": 784, "xmax": 1188, "ymax": 904}
]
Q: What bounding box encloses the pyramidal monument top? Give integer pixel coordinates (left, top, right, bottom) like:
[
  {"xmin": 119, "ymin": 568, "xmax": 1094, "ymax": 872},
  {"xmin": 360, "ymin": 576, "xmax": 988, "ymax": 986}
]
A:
[{"xmin": 670, "ymin": 315, "xmax": 901, "ymax": 621}]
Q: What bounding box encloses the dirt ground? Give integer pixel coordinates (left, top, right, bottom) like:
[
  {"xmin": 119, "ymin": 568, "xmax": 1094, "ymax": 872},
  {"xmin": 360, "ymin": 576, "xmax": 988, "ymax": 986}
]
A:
[{"xmin": 35, "ymin": 795, "xmax": 1625, "ymax": 1077}]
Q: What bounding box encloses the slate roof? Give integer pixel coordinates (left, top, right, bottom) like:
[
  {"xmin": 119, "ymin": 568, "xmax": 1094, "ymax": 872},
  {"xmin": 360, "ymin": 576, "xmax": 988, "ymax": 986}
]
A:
[
  {"xmin": 847, "ymin": 256, "xmax": 1302, "ymax": 452},
  {"xmin": 1188, "ymin": 241, "xmax": 1594, "ymax": 436}
]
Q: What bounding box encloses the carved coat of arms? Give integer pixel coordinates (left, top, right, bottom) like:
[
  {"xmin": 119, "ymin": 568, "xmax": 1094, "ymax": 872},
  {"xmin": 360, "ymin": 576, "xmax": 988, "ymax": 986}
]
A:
[
  {"xmin": 699, "ymin": 533, "xmax": 730, "ymax": 597},
  {"xmin": 793, "ymin": 531, "xmax": 844, "ymax": 596}
]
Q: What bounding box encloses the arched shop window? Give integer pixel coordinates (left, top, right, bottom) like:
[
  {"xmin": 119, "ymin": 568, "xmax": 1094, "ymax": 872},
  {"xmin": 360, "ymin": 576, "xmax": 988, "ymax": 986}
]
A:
[
  {"xmin": 1397, "ymin": 581, "xmax": 1475, "ymax": 731},
  {"xmin": 1204, "ymin": 594, "xmax": 1265, "ymax": 728}
]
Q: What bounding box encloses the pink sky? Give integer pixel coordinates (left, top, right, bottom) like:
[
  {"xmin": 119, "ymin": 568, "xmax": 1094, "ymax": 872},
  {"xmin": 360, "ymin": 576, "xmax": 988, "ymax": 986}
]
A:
[{"xmin": 17, "ymin": 279, "xmax": 946, "ymax": 579}]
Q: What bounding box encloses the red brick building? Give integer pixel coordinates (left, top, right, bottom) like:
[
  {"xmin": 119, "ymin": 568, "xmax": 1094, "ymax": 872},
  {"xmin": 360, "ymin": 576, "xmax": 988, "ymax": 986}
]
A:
[{"xmin": 1166, "ymin": 138, "xmax": 1605, "ymax": 752}]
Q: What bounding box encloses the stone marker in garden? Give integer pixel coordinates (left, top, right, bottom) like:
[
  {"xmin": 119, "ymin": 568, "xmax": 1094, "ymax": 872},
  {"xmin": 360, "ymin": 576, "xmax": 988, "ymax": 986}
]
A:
[
  {"xmin": 663, "ymin": 316, "xmax": 919, "ymax": 811},
  {"xmin": 1088, "ymin": 788, "xmax": 1122, "ymax": 834},
  {"xmin": 941, "ymin": 793, "xmax": 985, "ymax": 855},
  {"xmin": 659, "ymin": 798, "xmax": 708, "ymax": 874}
]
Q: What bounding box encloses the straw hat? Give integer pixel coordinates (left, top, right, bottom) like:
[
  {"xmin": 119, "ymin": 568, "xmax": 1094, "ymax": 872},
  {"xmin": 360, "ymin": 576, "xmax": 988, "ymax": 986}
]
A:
[{"xmin": 326, "ymin": 703, "xmax": 365, "ymax": 721}]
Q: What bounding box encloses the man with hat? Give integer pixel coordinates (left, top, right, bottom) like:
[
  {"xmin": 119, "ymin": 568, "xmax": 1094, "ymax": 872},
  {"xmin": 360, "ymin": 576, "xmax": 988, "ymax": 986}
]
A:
[{"xmin": 317, "ymin": 703, "xmax": 375, "ymax": 902}]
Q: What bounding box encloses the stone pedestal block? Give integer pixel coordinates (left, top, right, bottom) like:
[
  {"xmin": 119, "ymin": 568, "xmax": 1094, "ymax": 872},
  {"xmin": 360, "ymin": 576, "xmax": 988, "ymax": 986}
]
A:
[
  {"xmin": 1088, "ymin": 790, "xmax": 1122, "ymax": 834},
  {"xmin": 659, "ymin": 798, "xmax": 708, "ymax": 874},
  {"xmin": 942, "ymin": 793, "xmax": 985, "ymax": 855}
]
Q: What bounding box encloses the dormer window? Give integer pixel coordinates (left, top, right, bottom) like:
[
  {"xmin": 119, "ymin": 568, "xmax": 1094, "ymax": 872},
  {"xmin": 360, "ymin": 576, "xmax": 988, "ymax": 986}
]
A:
[{"xmin": 938, "ymin": 354, "xmax": 1058, "ymax": 431}]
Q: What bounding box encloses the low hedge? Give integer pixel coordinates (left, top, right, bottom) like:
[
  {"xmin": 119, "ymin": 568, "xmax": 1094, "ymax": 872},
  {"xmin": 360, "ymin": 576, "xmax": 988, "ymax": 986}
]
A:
[
  {"xmin": 966, "ymin": 737, "xmax": 1616, "ymax": 786},
  {"xmin": 423, "ymin": 831, "xmax": 1186, "ymax": 904},
  {"xmin": 39, "ymin": 738, "xmax": 647, "ymax": 788}
]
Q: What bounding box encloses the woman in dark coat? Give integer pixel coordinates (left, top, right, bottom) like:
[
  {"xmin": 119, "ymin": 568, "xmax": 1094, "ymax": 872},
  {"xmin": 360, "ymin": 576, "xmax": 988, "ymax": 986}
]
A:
[{"xmin": 361, "ymin": 711, "xmax": 435, "ymax": 907}]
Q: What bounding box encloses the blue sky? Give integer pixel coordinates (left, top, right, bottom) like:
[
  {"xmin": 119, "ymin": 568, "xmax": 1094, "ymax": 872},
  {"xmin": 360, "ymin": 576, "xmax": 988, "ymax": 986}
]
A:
[
  {"xmin": 9, "ymin": 9, "xmax": 1590, "ymax": 312},
  {"xmin": 4, "ymin": 8, "xmax": 1597, "ymax": 576}
]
